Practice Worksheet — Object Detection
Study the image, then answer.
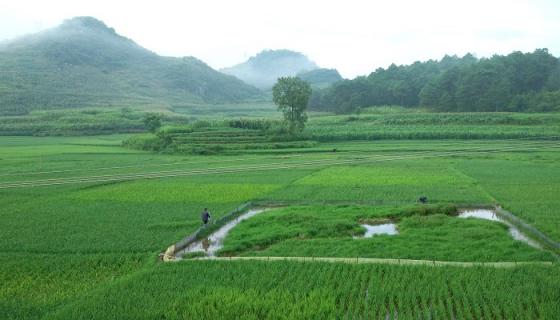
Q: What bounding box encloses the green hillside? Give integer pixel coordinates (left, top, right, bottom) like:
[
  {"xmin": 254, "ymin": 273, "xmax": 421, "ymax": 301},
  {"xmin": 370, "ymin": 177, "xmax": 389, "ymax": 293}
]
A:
[
  {"xmin": 0, "ymin": 17, "xmax": 263, "ymax": 115},
  {"xmin": 297, "ymin": 68, "xmax": 343, "ymax": 88}
]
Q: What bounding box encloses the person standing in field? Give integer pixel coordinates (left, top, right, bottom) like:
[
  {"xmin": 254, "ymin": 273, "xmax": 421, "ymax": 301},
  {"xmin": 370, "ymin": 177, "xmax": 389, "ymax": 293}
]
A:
[{"xmin": 201, "ymin": 208, "xmax": 211, "ymax": 226}]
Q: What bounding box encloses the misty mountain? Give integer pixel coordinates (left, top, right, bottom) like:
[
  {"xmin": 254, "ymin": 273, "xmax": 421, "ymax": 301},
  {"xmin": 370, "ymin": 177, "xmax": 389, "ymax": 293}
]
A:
[
  {"xmin": 220, "ymin": 49, "xmax": 319, "ymax": 89},
  {"xmin": 297, "ymin": 68, "xmax": 343, "ymax": 88},
  {"xmin": 0, "ymin": 17, "xmax": 262, "ymax": 115}
]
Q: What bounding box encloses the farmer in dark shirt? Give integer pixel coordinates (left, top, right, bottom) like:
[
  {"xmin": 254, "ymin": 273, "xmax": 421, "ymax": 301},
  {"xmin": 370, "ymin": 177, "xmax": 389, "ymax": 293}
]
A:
[{"xmin": 201, "ymin": 208, "xmax": 211, "ymax": 225}]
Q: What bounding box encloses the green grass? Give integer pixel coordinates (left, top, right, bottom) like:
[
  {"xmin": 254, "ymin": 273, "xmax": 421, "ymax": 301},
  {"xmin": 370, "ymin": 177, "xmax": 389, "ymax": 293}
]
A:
[
  {"xmin": 0, "ymin": 108, "xmax": 178, "ymax": 136},
  {"xmin": 45, "ymin": 261, "xmax": 560, "ymax": 319},
  {"xmin": 457, "ymin": 159, "xmax": 560, "ymax": 241},
  {"xmin": 220, "ymin": 205, "xmax": 554, "ymax": 261},
  {"xmin": 307, "ymin": 112, "xmax": 560, "ymax": 140},
  {"xmin": 265, "ymin": 161, "xmax": 492, "ymax": 204},
  {"xmin": 0, "ymin": 253, "xmax": 146, "ymax": 320},
  {"xmin": 0, "ymin": 174, "xmax": 295, "ymax": 254},
  {"xmin": 1, "ymin": 135, "xmax": 560, "ymax": 319}
]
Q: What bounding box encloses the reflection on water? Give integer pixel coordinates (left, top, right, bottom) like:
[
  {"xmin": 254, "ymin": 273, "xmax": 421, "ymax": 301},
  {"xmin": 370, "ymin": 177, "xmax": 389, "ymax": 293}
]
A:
[
  {"xmin": 458, "ymin": 209, "xmax": 500, "ymax": 221},
  {"xmin": 201, "ymin": 238, "xmax": 210, "ymax": 252},
  {"xmin": 176, "ymin": 207, "xmax": 542, "ymax": 260},
  {"xmin": 355, "ymin": 223, "xmax": 398, "ymax": 238},
  {"xmin": 177, "ymin": 208, "xmax": 267, "ymax": 258},
  {"xmin": 459, "ymin": 209, "xmax": 541, "ymax": 249}
]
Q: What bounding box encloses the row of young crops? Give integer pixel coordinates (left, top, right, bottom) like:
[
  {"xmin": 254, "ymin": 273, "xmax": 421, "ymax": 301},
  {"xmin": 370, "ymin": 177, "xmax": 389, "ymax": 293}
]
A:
[
  {"xmin": 343, "ymin": 112, "xmax": 560, "ymax": 125},
  {"xmin": 305, "ymin": 112, "xmax": 560, "ymax": 141},
  {"xmin": 47, "ymin": 260, "xmax": 560, "ymax": 319},
  {"xmin": 307, "ymin": 123, "xmax": 560, "ymax": 141},
  {"xmin": 123, "ymin": 120, "xmax": 318, "ymax": 154},
  {"xmin": 117, "ymin": 111, "xmax": 560, "ymax": 155}
]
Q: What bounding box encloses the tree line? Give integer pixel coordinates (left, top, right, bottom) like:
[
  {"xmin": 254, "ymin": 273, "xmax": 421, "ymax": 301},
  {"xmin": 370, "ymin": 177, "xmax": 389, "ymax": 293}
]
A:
[{"xmin": 309, "ymin": 49, "xmax": 560, "ymax": 113}]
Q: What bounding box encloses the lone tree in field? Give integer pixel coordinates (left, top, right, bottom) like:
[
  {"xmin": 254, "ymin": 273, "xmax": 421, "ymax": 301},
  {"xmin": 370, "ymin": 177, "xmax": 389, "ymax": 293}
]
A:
[
  {"xmin": 272, "ymin": 77, "xmax": 312, "ymax": 134},
  {"xmin": 143, "ymin": 113, "xmax": 162, "ymax": 133}
]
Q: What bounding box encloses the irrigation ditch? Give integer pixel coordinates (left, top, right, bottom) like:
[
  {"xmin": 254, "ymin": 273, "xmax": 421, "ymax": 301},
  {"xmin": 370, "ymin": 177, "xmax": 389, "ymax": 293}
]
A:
[
  {"xmin": 160, "ymin": 202, "xmax": 256, "ymax": 261},
  {"xmin": 494, "ymin": 206, "xmax": 560, "ymax": 252},
  {"xmin": 159, "ymin": 201, "xmax": 559, "ymax": 265}
]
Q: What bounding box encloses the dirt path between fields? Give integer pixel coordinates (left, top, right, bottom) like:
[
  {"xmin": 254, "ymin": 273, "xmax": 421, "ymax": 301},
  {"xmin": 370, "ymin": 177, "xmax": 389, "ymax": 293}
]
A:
[{"xmin": 187, "ymin": 256, "xmax": 555, "ymax": 268}]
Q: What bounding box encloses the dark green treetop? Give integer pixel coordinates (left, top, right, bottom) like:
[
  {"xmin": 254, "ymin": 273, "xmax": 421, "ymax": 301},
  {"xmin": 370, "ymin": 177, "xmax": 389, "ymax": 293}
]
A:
[
  {"xmin": 272, "ymin": 77, "xmax": 312, "ymax": 134},
  {"xmin": 143, "ymin": 113, "xmax": 162, "ymax": 133}
]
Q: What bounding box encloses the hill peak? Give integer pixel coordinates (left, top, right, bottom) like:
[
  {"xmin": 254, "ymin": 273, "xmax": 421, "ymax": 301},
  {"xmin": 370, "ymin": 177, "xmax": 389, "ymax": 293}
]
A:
[
  {"xmin": 251, "ymin": 49, "xmax": 314, "ymax": 60},
  {"xmin": 0, "ymin": 17, "xmax": 263, "ymax": 115},
  {"xmin": 59, "ymin": 16, "xmax": 115, "ymax": 33},
  {"xmin": 221, "ymin": 49, "xmax": 319, "ymax": 89}
]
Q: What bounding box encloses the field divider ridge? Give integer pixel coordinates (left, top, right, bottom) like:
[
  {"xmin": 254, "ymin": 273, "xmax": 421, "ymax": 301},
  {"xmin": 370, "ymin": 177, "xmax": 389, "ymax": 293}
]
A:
[
  {"xmin": 494, "ymin": 206, "xmax": 560, "ymax": 253},
  {"xmin": 160, "ymin": 202, "xmax": 255, "ymax": 261},
  {"xmin": 191, "ymin": 256, "xmax": 555, "ymax": 268},
  {"xmin": 1, "ymin": 140, "xmax": 559, "ymax": 189}
]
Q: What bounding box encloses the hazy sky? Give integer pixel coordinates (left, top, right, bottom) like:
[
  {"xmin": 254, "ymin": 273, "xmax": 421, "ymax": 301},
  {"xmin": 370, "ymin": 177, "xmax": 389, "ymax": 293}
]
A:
[{"xmin": 1, "ymin": 0, "xmax": 559, "ymax": 78}]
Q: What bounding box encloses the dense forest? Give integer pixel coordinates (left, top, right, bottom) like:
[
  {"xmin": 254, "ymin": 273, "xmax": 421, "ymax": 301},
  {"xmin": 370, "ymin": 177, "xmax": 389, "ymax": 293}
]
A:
[
  {"xmin": 310, "ymin": 49, "xmax": 560, "ymax": 113},
  {"xmin": 297, "ymin": 68, "xmax": 343, "ymax": 89}
]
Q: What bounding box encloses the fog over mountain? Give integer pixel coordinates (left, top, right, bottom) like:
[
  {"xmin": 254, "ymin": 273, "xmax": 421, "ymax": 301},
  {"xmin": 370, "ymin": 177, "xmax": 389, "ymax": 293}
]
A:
[
  {"xmin": 221, "ymin": 50, "xmax": 322, "ymax": 89},
  {"xmin": 0, "ymin": 17, "xmax": 262, "ymax": 115},
  {"xmin": 297, "ymin": 69, "xmax": 343, "ymax": 89}
]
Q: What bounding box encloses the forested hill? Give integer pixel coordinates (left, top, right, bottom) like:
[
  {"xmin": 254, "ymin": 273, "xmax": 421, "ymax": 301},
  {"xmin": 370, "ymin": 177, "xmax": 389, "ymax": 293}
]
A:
[
  {"xmin": 297, "ymin": 68, "xmax": 343, "ymax": 89},
  {"xmin": 0, "ymin": 17, "xmax": 262, "ymax": 116},
  {"xmin": 310, "ymin": 49, "xmax": 560, "ymax": 113},
  {"xmin": 221, "ymin": 49, "xmax": 320, "ymax": 89}
]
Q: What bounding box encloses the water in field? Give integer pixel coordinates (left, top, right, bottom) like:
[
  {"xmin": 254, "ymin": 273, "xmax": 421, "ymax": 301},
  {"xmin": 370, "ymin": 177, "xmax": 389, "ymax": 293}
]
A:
[
  {"xmin": 459, "ymin": 209, "xmax": 501, "ymax": 221},
  {"xmin": 176, "ymin": 208, "xmax": 267, "ymax": 258},
  {"xmin": 458, "ymin": 209, "xmax": 541, "ymax": 248},
  {"xmin": 356, "ymin": 223, "xmax": 398, "ymax": 238}
]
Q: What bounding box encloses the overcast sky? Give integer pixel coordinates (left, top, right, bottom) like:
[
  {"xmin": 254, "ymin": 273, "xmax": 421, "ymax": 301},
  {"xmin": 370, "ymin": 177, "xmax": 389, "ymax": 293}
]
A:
[{"xmin": 1, "ymin": 0, "xmax": 559, "ymax": 78}]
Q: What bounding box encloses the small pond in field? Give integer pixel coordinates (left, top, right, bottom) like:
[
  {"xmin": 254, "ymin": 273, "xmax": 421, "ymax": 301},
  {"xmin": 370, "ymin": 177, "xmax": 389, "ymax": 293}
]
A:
[
  {"xmin": 355, "ymin": 223, "xmax": 398, "ymax": 238},
  {"xmin": 458, "ymin": 209, "xmax": 541, "ymax": 249}
]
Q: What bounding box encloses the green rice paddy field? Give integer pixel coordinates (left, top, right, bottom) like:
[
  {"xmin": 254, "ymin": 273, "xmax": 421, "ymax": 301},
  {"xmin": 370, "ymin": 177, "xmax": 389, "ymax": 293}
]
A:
[{"xmin": 1, "ymin": 134, "xmax": 559, "ymax": 319}]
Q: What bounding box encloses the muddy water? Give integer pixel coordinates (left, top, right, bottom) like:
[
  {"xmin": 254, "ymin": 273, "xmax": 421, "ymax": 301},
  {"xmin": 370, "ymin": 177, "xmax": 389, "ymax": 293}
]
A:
[
  {"xmin": 458, "ymin": 209, "xmax": 541, "ymax": 249},
  {"xmin": 176, "ymin": 208, "xmax": 267, "ymax": 258},
  {"xmin": 356, "ymin": 223, "xmax": 398, "ymax": 238}
]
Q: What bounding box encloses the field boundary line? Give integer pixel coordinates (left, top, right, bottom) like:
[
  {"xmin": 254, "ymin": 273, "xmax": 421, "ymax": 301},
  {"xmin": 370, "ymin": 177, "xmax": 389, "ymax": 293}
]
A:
[
  {"xmin": 0, "ymin": 154, "xmax": 305, "ymax": 177},
  {"xmin": 3, "ymin": 140, "xmax": 557, "ymax": 184},
  {"xmin": 1, "ymin": 140, "xmax": 559, "ymax": 189},
  {"xmin": 3, "ymin": 135, "xmax": 556, "ymax": 177},
  {"xmin": 189, "ymin": 256, "xmax": 555, "ymax": 268},
  {"xmin": 2, "ymin": 142, "xmax": 559, "ymax": 188}
]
